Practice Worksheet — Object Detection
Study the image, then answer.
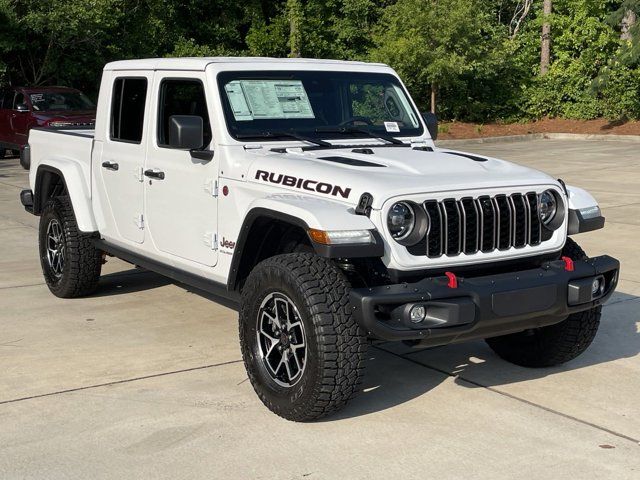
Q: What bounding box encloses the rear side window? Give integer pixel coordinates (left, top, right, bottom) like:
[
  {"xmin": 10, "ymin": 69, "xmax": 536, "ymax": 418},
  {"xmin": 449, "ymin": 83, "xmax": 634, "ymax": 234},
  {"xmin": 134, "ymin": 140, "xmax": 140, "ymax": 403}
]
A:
[
  {"xmin": 13, "ymin": 93, "xmax": 25, "ymax": 109},
  {"xmin": 110, "ymin": 78, "xmax": 147, "ymax": 143},
  {"xmin": 157, "ymin": 79, "xmax": 212, "ymax": 147},
  {"xmin": 0, "ymin": 91, "xmax": 7, "ymax": 109}
]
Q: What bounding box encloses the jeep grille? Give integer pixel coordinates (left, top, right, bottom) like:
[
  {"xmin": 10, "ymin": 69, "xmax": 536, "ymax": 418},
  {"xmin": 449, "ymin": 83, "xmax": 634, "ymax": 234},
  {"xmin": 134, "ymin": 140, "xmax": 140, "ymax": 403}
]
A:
[{"xmin": 408, "ymin": 192, "xmax": 549, "ymax": 258}]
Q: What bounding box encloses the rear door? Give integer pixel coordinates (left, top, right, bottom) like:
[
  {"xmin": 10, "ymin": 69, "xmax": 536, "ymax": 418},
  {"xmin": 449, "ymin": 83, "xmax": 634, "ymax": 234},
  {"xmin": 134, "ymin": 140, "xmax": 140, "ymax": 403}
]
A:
[
  {"xmin": 0, "ymin": 90, "xmax": 10, "ymax": 144},
  {"xmin": 94, "ymin": 73, "xmax": 152, "ymax": 244},
  {"xmin": 10, "ymin": 92, "xmax": 30, "ymax": 146},
  {"xmin": 144, "ymin": 72, "xmax": 218, "ymax": 267}
]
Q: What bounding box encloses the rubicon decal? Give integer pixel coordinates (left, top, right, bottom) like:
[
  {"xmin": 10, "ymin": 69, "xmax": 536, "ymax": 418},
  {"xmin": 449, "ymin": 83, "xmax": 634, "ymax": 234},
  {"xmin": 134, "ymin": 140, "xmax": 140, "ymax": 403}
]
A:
[{"xmin": 255, "ymin": 170, "xmax": 351, "ymax": 199}]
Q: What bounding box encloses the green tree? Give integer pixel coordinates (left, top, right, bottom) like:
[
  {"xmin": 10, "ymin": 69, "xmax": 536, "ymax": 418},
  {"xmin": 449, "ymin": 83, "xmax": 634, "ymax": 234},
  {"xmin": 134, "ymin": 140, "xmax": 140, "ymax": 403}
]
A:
[{"xmin": 370, "ymin": 0, "xmax": 499, "ymax": 115}]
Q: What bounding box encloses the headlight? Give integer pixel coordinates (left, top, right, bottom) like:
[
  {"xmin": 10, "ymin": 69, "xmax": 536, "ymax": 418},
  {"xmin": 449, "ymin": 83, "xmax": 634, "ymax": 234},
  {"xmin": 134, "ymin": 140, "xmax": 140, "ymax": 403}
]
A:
[
  {"xmin": 539, "ymin": 190, "xmax": 557, "ymax": 225},
  {"xmin": 387, "ymin": 202, "xmax": 415, "ymax": 241}
]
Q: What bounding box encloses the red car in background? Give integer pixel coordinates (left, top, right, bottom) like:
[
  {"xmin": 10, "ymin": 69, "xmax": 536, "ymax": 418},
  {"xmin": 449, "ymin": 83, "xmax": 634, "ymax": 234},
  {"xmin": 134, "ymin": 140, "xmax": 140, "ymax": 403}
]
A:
[{"xmin": 0, "ymin": 86, "xmax": 95, "ymax": 168}]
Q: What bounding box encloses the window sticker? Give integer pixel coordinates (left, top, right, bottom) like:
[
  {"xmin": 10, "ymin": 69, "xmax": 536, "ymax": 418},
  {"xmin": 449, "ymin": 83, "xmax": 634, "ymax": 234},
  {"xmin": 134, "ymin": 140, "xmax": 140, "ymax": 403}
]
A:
[
  {"xmin": 224, "ymin": 80, "xmax": 315, "ymax": 121},
  {"xmin": 384, "ymin": 121, "xmax": 400, "ymax": 133}
]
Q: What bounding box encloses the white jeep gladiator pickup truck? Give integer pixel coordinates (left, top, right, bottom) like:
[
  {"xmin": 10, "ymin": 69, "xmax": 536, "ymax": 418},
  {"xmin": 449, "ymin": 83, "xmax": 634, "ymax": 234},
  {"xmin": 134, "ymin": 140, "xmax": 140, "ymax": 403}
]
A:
[{"xmin": 20, "ymin": 57, "xmax": 619, "ymax": 421}]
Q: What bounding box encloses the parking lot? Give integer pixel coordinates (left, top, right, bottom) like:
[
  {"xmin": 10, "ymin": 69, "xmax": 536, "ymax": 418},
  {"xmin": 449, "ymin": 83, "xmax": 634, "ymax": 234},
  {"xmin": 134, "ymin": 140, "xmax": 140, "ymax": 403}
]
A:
[{"xmin": 1, "ymin": 139, "xmax": 639, "ymax": 479}]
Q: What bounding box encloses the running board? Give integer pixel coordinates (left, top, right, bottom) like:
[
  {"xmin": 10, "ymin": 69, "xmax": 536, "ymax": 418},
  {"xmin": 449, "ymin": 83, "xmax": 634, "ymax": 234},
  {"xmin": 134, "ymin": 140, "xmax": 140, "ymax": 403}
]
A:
[{"xmin": 94, "ymin": 239, "xmax": 240, "ymax": 310}]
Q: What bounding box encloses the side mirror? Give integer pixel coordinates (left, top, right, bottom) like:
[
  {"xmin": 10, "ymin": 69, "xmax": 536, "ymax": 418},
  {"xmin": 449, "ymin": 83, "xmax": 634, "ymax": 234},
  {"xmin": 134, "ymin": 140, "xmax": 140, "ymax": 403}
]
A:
[
  {"xmin": 15, "ymin": 103, "xmax": 29, "ymax": 112},
  {"xmin": 421, "ymin": 112, "xmax": 438, "ymax": 140},
  {"xmin": 169, "ymin": 115, "xmax": 204, "ymax": 150}
]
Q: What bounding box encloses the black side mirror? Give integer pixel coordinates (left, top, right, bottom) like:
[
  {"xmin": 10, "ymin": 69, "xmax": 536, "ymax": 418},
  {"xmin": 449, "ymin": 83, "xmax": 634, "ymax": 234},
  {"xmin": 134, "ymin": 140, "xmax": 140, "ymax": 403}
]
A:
[
  {"xmin": 421, "ymin": 112, "xmax": 438, "ymax": 140},
  {"xmin": 169, "ymin": 115, "xmax": 204, "ymax": 150},
  {"xmin": 15, "ymin": 103, "xmax": 29, "ymax": 112}
]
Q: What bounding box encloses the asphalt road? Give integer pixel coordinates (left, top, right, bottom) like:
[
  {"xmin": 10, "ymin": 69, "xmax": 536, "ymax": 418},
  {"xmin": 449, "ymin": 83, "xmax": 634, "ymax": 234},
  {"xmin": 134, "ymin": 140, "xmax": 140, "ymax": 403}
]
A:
[{"xmin": 1, "ymin": 139, "xmax": 639, "ymax": 479}]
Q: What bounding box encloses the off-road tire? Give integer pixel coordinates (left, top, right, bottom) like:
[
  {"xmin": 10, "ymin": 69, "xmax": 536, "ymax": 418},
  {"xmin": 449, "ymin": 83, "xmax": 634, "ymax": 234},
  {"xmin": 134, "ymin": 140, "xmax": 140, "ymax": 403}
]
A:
[
  {"xmin": 239, "ymin": 253, "xmax": 367, "ymax": 421},
  {"xmin": 39, "ymin": 196, "xmax": 102, "ymax": 298},
  {"xmin": 486, "ymin": 238, "xmax": 601, "ymax": 367}
]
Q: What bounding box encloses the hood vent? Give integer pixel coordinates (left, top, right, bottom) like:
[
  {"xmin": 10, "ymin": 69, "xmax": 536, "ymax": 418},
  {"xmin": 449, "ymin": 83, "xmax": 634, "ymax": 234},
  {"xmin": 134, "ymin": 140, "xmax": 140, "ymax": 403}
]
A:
[
  {"xmin": 351, "ymin": 148, "xmax": 374, "ymax": 154},
  {"xmin": 316, "ymin": 156, "xmax": 386, "ymax": 167},
  {"xmin": 442, "ymin": 151, "xmax": 488, "ymax": 162}
]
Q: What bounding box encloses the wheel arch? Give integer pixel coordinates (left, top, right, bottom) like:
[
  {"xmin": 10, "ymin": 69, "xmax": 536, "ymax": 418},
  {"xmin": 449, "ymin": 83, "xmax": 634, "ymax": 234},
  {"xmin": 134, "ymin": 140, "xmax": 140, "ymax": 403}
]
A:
[
  {"xmin": 227, "ymin": 207, "xmax": 384, "ymax": 292},
  {"xmin": 34, "ymin": 162, "xmax": 98, "ymax": 232}
]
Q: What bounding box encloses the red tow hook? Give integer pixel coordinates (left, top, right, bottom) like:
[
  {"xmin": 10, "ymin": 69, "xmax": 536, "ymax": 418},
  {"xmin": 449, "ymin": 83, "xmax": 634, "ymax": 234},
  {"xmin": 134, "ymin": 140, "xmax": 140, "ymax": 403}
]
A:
[
  {"xmin": 561, "ymin": 256, "xmax": 574, "ymax": 272},
  {"xmin": 445, "ymin": 271, "xmax": 458, "ymax": 289}
]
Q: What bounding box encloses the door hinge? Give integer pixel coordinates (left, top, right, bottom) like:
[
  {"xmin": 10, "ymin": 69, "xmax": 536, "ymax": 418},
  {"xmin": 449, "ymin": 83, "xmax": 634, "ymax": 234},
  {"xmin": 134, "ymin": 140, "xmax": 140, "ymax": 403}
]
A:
[
  {"xmin": 136, "ymin": 167, "xmax": 144, "ymax": 182},
  {"xmin": 204, "ymin": 179, "xmax": 218, "ymax": 197},
  {"xmin": 135, "ymin": 214, "xmax": 144, "ymax": 229},
  {"xmin": 203, "ymin": 232, "xmax": 218, "ymax": 250}
]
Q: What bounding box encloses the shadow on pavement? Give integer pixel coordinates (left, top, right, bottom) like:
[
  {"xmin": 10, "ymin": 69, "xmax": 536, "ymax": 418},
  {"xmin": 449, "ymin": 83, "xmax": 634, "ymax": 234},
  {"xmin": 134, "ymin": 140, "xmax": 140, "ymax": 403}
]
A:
[
  {"xmin": 332, "ymin": 291, "xmax": 639, "ymax": 420},
  {"xmin": 94, "ymin": 268, "xmax": 173, "ymax": 296},
  {"xmin": 94, "ymin": 267, "xmax": 239, "ymax": 311},
  {"xmin": 91, "ymin": 266, "xmax": 639, "ymax": 420}
]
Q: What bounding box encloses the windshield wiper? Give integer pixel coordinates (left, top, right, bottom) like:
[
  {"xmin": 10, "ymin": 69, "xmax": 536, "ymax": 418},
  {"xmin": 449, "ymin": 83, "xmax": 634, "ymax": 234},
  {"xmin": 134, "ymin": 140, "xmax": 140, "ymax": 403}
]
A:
[
  {"xmin": 236, "ymin": 130, "xmax": 331, "ymax": 148},
  {"xmin": 315, "ymin": 126, "xmax": 404, "ymax": 145}
]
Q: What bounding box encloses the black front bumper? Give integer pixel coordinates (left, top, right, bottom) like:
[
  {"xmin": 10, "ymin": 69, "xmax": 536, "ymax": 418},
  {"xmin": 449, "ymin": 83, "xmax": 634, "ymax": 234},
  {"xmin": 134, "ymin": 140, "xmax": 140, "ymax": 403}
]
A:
[{"xmin": 350, "ymin": 255, "xmax": 619, "ymax": 345}]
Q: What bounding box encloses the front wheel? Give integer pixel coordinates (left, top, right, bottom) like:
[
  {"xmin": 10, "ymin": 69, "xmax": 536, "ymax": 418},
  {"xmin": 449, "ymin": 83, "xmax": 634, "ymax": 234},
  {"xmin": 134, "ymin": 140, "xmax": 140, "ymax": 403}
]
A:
[
  {"xmin": 486, "ymin": 238, "xmax": 601, "ymax": 367},
  {"xmin": 239, "ymin": 253, "xmax": 367, "ymax": 421}
]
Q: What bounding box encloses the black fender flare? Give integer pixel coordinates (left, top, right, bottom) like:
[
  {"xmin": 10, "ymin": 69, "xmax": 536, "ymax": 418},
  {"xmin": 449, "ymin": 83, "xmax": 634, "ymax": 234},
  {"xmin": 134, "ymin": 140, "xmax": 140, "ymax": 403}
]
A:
[
  {"xmin": 226, "ymin": 207, "xmax": 384, "ymax": 291},
  {"xmin": 33, "ymin": 165, "xmax": 67, "ymax": 215}
]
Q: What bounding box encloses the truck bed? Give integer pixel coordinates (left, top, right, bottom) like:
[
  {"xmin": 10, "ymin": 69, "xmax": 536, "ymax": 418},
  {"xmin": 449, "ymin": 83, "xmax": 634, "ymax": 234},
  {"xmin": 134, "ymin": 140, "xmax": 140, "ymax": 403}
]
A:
[{"xmin": 28, "ymin": 127, "xmax": 96, "ymax": 205}]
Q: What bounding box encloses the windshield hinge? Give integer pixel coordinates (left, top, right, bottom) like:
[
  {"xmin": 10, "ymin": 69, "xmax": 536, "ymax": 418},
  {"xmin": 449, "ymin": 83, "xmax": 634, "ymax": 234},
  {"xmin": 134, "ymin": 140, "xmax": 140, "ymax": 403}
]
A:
[{"xmin": 355, "ymin": 192, "xmax": 374, "ymax": 217}]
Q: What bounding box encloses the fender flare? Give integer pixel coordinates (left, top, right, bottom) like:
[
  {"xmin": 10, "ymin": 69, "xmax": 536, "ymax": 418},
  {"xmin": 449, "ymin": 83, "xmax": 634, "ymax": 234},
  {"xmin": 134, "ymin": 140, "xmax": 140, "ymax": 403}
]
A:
[
  {"xmin": 34, "ymin": 161, "xmax": 98, "ymax": 232},
  {"xmin": 227, "ymin": 204, "xmax": 384, "ymax": 291},
  {"xmin": 565, "ymin": 184, "xmax": 605, "ymax": 235}
]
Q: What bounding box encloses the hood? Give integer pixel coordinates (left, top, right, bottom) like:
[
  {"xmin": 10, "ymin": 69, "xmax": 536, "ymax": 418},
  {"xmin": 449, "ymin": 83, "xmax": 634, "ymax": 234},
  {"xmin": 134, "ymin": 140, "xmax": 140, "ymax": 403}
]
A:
[
  {"xmin": 243, "ymin": 144, "xmax": 558, "ymax": 208},
  {"xmin": 34, "ymin": 110, "xmax": 96, "ymax": 123}
]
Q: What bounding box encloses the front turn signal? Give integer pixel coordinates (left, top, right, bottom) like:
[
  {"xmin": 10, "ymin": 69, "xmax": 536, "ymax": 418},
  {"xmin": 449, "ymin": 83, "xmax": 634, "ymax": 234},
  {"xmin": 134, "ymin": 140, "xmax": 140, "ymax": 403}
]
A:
[{"xmin": 308, "ymin": 229, "xmax": 374, "ymax": 245}]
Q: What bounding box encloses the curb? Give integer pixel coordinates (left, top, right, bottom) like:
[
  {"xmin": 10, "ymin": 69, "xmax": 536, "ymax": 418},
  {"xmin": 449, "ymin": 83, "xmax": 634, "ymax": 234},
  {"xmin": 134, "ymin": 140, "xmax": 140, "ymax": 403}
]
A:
[{"xmin": 436, "ymin": 132, "xmax": 640, "ymax": 146}]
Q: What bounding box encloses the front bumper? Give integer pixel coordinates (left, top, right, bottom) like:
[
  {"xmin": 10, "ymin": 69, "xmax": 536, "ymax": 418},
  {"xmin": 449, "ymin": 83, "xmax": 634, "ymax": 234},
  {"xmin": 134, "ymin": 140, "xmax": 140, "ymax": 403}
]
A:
[{"xmin": 350, "ymin": 255, "xmax": 619, "ymax": 345}]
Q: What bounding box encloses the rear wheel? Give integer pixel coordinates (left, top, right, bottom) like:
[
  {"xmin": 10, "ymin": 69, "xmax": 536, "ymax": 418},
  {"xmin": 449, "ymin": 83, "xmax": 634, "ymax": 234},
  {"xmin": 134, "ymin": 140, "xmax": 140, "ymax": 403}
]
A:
[
  {"xmin": 239, "ymin": 253, "xmax": 367, "ymax": 421},
  {"xmin": 39, "ymin": 196, "xmax": 102, "ymax": 298},
  {"xmin": 486, "ymin": 238, "xmax": 601, "ymax": 367}
]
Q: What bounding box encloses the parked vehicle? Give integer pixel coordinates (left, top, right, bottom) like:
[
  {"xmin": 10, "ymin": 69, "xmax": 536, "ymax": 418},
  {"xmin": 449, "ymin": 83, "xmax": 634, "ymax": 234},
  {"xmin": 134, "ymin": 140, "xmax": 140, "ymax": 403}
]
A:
[
  {"xmin": 20, "ymin": 58, "xmax": 619, "ymax": 421},
  {"xmin": 0, "ymin": 86, "xmax": 95, "ymax": 168}
]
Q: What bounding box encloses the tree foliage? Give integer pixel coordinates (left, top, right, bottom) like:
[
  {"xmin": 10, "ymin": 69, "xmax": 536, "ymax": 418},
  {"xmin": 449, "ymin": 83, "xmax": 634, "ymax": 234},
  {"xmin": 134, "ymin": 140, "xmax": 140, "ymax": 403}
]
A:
[{"xmin": 0, "ymin": 0, "xmax": 638, "ymax": 120}]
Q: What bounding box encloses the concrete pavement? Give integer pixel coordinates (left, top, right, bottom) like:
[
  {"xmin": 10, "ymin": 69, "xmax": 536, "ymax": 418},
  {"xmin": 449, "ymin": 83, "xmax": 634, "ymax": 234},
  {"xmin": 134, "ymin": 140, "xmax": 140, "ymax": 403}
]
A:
[{"xmin": 0, "ymin": 140, "xmax": 639, "ymax": 479}]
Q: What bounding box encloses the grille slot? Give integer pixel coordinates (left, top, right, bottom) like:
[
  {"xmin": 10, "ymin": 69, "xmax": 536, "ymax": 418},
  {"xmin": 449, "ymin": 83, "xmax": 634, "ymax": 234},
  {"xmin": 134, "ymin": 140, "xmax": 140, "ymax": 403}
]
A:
[{"xmin": 421, "ymin": 192, "xmax": 543, "ymax": 258}]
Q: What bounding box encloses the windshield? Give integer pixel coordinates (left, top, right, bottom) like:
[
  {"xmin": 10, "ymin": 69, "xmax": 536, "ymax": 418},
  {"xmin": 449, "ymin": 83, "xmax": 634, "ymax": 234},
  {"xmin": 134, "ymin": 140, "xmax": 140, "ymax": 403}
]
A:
[
  {"xmin": 218, "ymin": 71, "xmax": 424, "ymax": 141},
  {"xmin": 29, "ymin": 91, "xmax": 95, "ymax": 112}
]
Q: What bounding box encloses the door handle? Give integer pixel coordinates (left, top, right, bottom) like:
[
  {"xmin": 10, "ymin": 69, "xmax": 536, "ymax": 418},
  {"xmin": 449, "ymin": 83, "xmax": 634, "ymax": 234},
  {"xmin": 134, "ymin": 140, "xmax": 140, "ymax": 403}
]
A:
[
  {"xmin": 101, "ymin": 161, "xmax": 119, "ymax": 171},
  {"xmin": 144, "ymin": 169, "xmax": 165, "ymax": 180}
]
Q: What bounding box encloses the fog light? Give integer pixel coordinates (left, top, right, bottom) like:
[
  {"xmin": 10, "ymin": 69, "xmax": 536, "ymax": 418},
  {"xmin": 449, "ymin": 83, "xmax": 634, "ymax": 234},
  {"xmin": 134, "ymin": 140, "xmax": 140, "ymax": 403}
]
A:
[
  {"xmin": 409, "ymin": 305, "xmax": 426, "ymax": 323},
  {"xmin": 592, "ymin": 277, "xmax": 604, "ymax": 297}
]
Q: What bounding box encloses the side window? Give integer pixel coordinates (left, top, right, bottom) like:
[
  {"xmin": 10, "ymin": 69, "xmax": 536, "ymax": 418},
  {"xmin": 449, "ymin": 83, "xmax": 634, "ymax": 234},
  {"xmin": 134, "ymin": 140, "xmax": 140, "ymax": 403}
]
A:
[
  {"xmin": 110, "ymin": 77, "xmax": 148, "ymax": 143},
  {"xmin": 158, "ymin": 79, "xmax": 212, "ymax": 148},
  {"xmin": 13, "ymin": 92, "xmax": 25, "ymax": 110}
]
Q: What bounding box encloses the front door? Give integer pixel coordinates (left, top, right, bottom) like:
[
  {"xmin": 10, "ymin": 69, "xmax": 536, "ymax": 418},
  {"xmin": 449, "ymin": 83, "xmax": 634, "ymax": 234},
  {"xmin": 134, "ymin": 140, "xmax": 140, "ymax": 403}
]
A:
[
  {"xmin": 94, "ymin": 73, "xmax": 151, "ymax": 244},
  {"xmin": 144, "ymin": 73, "xmax": 218, "ymax": 267}
]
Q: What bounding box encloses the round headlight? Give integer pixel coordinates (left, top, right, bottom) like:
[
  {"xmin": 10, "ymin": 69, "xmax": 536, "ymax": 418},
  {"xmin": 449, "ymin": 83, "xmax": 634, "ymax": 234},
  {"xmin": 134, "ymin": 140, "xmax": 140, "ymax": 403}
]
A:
[
  {"xmin": 539, "ymin": 190, "xmax": 557, "ymax": 226},
  {"xmin": 387, "ymin": 202, "xmax": 415, "ymax": 241}
]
